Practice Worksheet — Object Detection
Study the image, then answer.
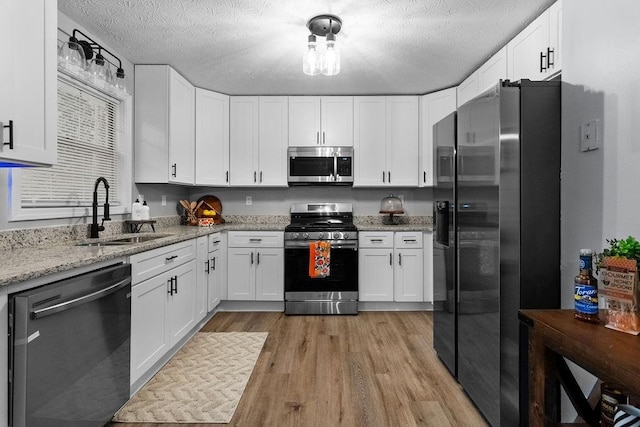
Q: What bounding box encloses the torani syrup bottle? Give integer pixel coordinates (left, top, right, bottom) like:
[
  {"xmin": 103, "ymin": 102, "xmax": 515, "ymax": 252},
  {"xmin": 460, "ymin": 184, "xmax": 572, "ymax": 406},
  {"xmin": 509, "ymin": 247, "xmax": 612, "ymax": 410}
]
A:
[{"xmin": 574, "ymin": 248, "xmax": 599, "ymax": 323}]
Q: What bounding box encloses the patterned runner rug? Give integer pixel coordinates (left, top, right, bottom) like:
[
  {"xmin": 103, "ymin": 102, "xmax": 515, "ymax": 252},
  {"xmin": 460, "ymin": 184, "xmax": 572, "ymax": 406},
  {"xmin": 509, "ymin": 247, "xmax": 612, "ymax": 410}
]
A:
[{"xmin": 113, "ymin": 332, "xmax": 267, "ymax": 424}]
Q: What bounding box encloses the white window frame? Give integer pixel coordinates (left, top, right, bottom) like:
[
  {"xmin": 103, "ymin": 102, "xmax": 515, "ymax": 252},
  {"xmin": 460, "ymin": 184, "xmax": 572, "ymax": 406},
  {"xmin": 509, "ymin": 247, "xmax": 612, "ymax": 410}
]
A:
[{"xmin": 8, "ymin": 70, "xmax": 132, "ymax": 221}]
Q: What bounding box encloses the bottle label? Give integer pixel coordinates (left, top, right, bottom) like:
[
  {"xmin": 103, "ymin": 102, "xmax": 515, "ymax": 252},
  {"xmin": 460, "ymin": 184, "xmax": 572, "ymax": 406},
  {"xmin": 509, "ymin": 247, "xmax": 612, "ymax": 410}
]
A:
[
  {"xmin": 579, "ymin": 254, "xmax": 592, "ymax": 270},
  {"xmin": 575, "ymin": 284, "xmax": 598, "ymax": 315}
]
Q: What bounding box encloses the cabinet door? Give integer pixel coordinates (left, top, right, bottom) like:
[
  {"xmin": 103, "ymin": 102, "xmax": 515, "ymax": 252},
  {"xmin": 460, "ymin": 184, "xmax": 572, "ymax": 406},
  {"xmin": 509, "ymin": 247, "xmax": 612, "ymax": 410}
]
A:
[
  {"xmin": 131, "ymin": 272, "xmax": 171, "ymax": 383},
  {"xmin": 457, "ymin": 71, "xmax": 479, "ymax": 108},
  {"xmin": 507, "ymin": 9, "xmax": 550, "ymax": 81},
  {"xmin": 394, "ymin": 249, "xmax": 424, "ymax": 302},
  {"xmin": 208, "ymin": 247, "xmax": 222, "ymax": 311},
  {"xmin": 288, "ymin": 96, "xmax": 321, "ymax": 146},
  {"xmin": 547, "ymin": 0, "xmax": 562, "ymax": 76},
  {"xmin": 478, "ymin": 46, "xmax": 508, "ymax": 95},
  {"xmin": 419, "ymin": 88, "xmax": 457, "ymax": 187},
  {"xmin": 168, "ymin": 260, "xmax": 197, "ymax": 347},
  {"xmin": 387, "ymin": 96, "xmax": 419, "ymax": 187},
  {"xmin": 255, "ymin": 248, "xmax": 284, "ymax": 301},
  {"xmin": 168, "ymin": 68, "xmax": 195, "ymax": 184},
  {"xmin": 195, "ymin": 236, "xmax": 209, "ymax": 322},
  {"xmin": 258, "ymin": 97, "xmax": 288, "ymax": 186},
  {"xmin": 229, "ymin": 97, "xmax": 259, "ymax": 186},
  {"xmin": 0, "ymin": 287, "xmax": 7, "ymax": 423},
  {"xmin": 321, "ymin": 96, "xmax": 353, "ymax": 146},
  {"xmin": 353, "ymin": 97, "xmax": 386, "ymax": 186},
  {"xmin": 0, "ymin": 0, "xmax": 56, "ymax": 166},
  {"xmin": 227, "ymin": 248, "xmax": 256, "ymax": 300},
  {"xmin": 359, "ymin": 249, "xmax": 394, "ymax": 301},
  {"xmin": 195, "ymin": 88, "xmax": 229, "ymax": 186}
]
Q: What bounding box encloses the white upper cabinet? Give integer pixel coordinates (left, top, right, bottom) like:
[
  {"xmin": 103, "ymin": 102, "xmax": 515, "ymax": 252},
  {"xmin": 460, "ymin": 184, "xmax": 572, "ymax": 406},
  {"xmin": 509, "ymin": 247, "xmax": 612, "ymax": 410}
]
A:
[
  {"xmin": 135, "ymin": 65, "xmax": 195, "ymax": 185},
  {"xmin": 419, "ymin": 88, "xmax": 457, "ymax": 187},
  {"xmin": 0, "ymin": 0, "xmax": 56, "ymax": 166},
  {"xmin": 195, "ymin": 88, "xmax": 229, "ymax": 186},
  {"xmin": 457, "ymin": 47, "xmax": 507, "ymax": 108},
  {"xmin": 289, "ymin": 96, "xmax": 353, "ymax": 146},
  {"xmin": 229, "ymin": 96, "xmax": 288, "ymax": 187},
  {"xmin": 507, "ymin": 0, "xmax": 562, "ymax": 81},
  {"xmin": 478, "ymin": 46, "xmax": 508, "ymax": 94},
  {"xmin": 354, "ymin": 96, "xmax": 419, "ymax": 187}
]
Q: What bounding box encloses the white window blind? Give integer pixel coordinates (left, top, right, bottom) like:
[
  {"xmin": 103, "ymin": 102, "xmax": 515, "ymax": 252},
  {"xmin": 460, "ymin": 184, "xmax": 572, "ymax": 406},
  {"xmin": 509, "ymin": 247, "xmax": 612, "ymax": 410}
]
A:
[{"xmin": 21, "ymin": 79, "xmax": 121, "ymax": 208}]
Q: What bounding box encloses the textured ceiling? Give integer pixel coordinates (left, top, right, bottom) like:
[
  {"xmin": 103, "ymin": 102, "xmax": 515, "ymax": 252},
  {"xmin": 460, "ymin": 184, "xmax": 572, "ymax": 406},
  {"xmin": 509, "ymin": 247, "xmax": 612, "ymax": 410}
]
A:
[{"xmin": 58, "ymin": 0, "xmax": 555, "ymax": 96}]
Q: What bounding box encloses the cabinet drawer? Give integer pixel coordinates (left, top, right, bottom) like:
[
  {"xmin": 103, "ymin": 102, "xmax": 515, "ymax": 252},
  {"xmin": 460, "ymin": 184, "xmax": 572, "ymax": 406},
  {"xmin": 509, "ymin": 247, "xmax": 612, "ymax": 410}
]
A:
[
  {"xmin": 359, "ymin": 232, "xmax": 393, "ymax": 248},
  {"xmin": 208, "ymin": 232, "xmax": 223, "ymax": 252},
  {"xmin": 394, "ymin": 232, "xmax": 423, "ymax": 249},
  {"xmin": 130, "ymin": 239, "xmax": 196, "ymax": 285},
  {"xmin": 227, "ymin": 231, "xmax": 283, "ymax": 248}
]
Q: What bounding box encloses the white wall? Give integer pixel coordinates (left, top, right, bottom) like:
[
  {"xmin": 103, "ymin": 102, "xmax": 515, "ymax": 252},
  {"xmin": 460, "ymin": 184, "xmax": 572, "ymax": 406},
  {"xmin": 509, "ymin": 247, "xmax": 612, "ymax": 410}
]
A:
[{"xmin": 560, "ymin": 0, "xmax": 640, "ymax": 420}]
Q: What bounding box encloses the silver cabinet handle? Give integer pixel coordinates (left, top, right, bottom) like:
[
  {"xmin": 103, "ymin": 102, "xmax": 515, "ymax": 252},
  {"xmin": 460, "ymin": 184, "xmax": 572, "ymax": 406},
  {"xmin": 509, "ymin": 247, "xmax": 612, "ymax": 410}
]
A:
[
  {"xmin": 2, "ymin": 120, "xmax": 14, "ymax": 150},
  {"xmin": 32, "ymin": 277, "xmax": 131, "ymax": 319}
]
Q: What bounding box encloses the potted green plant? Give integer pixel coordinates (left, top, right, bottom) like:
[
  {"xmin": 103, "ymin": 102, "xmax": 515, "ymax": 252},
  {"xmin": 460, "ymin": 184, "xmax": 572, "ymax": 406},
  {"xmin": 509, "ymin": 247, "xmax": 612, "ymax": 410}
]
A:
[{"xmin": 597, "ymin": 236, "xmax": 640, "ymax": 334}]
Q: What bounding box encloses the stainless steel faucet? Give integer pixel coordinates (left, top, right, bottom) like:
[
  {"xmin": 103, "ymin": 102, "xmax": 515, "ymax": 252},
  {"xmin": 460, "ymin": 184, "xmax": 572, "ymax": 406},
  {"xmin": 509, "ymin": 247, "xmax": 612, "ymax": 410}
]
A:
[{"xmin": 90, "ymin": 177, "xmax": 111, "ymax": 238}]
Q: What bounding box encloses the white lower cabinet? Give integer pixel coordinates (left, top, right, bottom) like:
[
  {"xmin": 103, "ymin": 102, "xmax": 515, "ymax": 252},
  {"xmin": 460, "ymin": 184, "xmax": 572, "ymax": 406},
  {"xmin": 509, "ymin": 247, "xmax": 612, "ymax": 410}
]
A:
[
  {"xmin": 130, "ymin": 239, "xmax": 197, "ymax": 384},
  {"xmin": 207, "ymin": 233, "xmax": 225, "ymax": 311},
  {"xmin": 227, "ymin": 231, "xmax": 284, "ymax": 301},
  {"xmin": 359, "ymin": 232, "xmax": 424, "ymax": 302}
]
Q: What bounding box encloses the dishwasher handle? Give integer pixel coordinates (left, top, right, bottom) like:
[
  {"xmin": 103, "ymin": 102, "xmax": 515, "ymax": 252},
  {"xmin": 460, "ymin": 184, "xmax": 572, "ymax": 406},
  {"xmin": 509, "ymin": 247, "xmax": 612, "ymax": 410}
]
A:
[{"xmin": 31, "ymin": 276, "xmax": 131, "ymax": 319}]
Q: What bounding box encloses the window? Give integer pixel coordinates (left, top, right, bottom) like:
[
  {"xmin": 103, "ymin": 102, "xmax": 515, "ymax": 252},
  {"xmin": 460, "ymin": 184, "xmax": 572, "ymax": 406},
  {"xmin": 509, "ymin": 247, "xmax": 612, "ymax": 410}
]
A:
[{"xmin": 9, "ymin": 72, "xmax": 132, "ymax": 221}]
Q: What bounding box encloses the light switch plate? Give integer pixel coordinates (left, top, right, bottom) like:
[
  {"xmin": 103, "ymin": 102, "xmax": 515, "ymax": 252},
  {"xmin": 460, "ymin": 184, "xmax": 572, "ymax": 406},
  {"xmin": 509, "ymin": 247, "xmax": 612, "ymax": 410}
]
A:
[
  {"xmin": 161, "ymin": 195, "xmax": 166, "ymax": 206},
  {"xmin": 246, "ymin": 196, "xmax": 252, "ymax": 206},
  {"xmin": 580, "ymin": 119, "xmax": 600, "ymax": 152}
]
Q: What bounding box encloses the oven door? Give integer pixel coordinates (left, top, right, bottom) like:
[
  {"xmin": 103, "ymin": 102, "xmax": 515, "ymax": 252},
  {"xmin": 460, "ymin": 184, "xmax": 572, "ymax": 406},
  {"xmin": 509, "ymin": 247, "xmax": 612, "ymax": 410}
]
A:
[{"xmin": 284, "ymin": 240, "xmax": 358, "ymax": 314}]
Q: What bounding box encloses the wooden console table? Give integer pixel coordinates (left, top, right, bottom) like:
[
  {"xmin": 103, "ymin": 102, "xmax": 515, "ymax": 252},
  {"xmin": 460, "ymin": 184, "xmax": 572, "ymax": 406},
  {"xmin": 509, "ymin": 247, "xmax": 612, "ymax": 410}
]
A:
[{"xmin": 519, "ymin": 309, "xmax": 640, "ymax": 426}]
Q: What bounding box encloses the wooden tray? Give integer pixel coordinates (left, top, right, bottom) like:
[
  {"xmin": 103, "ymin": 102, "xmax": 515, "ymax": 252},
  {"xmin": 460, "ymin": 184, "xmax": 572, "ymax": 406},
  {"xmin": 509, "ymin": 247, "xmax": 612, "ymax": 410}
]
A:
[{"xmin": 196, "ymin": 195, "xmax": 223, "ymax": 224}]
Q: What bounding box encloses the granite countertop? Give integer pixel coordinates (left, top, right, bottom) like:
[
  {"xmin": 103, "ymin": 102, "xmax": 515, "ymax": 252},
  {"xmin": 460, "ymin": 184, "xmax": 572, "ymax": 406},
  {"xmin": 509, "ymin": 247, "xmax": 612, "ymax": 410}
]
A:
[
  {"xmin": 0, "ymin": 215, "xmax": 432, "ymax": 287},
  {"xmin": 0, "ymin": 222, "xmax": 286, "ymax": 287}
]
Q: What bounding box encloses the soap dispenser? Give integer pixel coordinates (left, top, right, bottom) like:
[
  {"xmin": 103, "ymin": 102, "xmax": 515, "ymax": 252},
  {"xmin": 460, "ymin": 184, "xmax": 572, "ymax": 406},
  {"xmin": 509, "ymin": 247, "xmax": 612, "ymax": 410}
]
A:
[
  {"xmin": 141, "ymin": 201, "xmax": 150, "ymax": 220},
  {"xmin": 132, "ymin": 199, "xmax": 142, "ymax": 220}
]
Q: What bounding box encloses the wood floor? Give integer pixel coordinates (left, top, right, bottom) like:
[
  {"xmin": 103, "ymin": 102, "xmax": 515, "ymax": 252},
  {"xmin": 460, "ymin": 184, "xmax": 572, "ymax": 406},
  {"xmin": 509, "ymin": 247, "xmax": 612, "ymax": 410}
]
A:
[{"xmin": 109, "ymin": 311, "xmax": 487, "ymax": 427}]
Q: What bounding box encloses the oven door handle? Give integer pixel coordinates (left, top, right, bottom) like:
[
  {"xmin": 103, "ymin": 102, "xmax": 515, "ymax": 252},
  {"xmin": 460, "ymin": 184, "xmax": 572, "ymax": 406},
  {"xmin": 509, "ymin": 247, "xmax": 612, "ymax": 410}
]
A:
[
  {"xmin": 285, "ymin": 241, "xmax": 358, "ymax": 250},
  {"xmin": 32, "ymin": 277, "xmax": 131, "ymax": 319}
]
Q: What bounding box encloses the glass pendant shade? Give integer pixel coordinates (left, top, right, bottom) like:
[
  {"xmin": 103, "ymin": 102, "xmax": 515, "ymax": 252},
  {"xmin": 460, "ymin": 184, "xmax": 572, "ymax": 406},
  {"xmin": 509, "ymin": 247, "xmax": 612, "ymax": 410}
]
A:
[
  {"xmin": 58, "ymin": 38, "xmax": 86, "ymax": 75},
  {"xmin": 321, "ymin": 33, "xmax": 340, "ymax": 76},
  {"xmin": 303, "ymin": 35, "xmax": 320, "ymax": 76},
  {"xmin": 90, "ymin": 53, "xmax": 112, "ymax": 88}
]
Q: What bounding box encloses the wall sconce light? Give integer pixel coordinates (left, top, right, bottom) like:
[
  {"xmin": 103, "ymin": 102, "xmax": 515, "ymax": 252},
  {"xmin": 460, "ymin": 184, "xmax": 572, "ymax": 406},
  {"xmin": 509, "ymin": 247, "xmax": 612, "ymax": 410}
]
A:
[
  {"xmin": 303, "ymin": 14, "xmax": 342, "ymax": 76},
  {"xmin": 58, "ymin": 29, "xmax": 128, "ymax": 93}
]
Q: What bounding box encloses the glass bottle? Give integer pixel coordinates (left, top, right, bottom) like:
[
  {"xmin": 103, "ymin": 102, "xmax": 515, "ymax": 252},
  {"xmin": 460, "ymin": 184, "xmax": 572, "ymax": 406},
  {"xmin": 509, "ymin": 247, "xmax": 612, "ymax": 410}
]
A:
[{"xmin": 574, "ymin": 248, "xmax": 599, "ymax": 322}]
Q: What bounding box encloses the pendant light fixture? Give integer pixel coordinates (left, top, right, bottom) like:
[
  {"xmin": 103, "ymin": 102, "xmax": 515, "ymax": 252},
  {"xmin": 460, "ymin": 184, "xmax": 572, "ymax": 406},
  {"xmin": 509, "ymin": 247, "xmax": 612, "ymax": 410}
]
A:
[{"xmin": 303, "ymin": 14, "xmax": 342, "ymax": 76}]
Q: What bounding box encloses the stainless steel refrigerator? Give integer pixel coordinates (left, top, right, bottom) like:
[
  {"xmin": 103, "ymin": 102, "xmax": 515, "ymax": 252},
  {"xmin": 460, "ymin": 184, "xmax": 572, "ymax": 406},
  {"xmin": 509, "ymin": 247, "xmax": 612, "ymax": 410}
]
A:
[{"xmin": 432, "ymin": 80, "xmax": 561, "ymax": 426}]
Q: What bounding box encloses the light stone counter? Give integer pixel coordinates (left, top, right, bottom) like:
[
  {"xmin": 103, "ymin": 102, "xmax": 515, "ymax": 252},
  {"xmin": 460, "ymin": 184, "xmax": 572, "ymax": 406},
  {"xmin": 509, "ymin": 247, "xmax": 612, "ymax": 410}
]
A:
[
  {"xmin": 0, "ymin": 216, "xmax": 288, "ymax": 287},
  {"xmin": 0, "ymin": 214, "xmax": 432, "ymax": 287}
]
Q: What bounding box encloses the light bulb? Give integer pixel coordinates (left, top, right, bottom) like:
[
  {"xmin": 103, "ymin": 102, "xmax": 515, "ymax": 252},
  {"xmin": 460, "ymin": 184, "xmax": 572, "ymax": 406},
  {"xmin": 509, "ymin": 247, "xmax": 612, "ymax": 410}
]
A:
[
  {"xmin": 321, "ymin": 33, "xmax": 340, "ymax": 76},
  {"xmin": 303, "ymin": 34, "xmax": 320, "ymax": 76}
]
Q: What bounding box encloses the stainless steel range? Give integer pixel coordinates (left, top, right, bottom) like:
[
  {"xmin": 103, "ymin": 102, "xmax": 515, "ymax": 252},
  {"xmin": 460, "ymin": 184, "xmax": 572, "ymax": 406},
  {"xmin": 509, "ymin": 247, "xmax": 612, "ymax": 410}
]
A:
[{"xmin": 284, "ymin": 203, "xmax": 358, "ymax": 315}]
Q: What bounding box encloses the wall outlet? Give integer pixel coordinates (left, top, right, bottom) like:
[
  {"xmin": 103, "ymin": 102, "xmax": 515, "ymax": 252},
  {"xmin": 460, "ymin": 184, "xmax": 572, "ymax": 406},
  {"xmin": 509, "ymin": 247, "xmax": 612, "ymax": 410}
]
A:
[
  {"xmin": 580, "ymin": 119, "xmax": 600, "ymax": 152},
  {"xmin": 161, "ymin": 195, "xmax": 167, "ymax": 206},
  {"xmin": 246, "ymin": 196, "xmax": 252, "ymax": 206}
]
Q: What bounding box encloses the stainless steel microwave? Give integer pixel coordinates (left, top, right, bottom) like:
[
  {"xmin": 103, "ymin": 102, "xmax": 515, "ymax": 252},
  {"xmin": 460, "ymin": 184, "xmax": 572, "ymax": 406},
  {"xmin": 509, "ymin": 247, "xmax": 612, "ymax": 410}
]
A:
[{"xmin": 288, "ymin": 146, "xmax": 354, "ymax": 185}]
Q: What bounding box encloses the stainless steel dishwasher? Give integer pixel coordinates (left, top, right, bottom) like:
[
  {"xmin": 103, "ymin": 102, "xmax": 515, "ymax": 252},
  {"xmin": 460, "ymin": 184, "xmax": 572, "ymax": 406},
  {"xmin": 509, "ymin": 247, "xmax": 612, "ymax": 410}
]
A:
[{"xmin": 9, "ymin": 263, "xmax": 131, "ymax": 427}]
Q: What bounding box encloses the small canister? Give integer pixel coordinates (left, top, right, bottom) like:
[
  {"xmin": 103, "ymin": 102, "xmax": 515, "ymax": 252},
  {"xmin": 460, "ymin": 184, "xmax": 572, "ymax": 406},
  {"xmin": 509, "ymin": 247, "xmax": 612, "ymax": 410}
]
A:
[{"xmin": 602, "ymin": 383, "xmax": 629, "ymax": 427}]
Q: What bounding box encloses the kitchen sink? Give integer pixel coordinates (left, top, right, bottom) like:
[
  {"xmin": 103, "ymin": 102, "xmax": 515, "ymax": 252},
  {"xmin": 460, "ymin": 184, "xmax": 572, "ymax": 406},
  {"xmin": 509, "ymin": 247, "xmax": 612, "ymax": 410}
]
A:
[{"xmin": 75, "ymin": 234, "xmax": 172, "ymax": 247}]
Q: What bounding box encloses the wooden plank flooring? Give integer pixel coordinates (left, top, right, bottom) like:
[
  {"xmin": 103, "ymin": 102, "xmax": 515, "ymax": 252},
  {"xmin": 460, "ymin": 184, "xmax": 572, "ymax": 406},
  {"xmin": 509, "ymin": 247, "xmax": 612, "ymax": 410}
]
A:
[{"xmin": 109, "ymin": 311, "xmax": 487, "ymax": 426}]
